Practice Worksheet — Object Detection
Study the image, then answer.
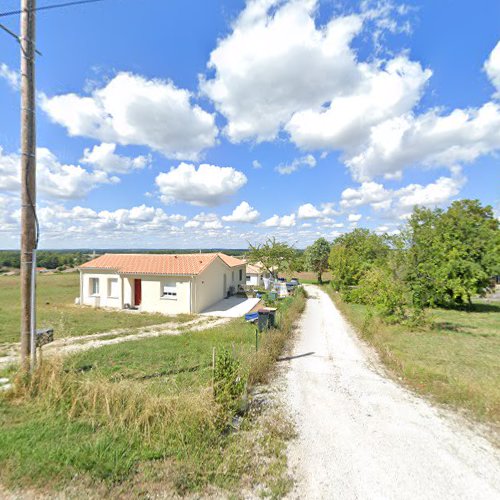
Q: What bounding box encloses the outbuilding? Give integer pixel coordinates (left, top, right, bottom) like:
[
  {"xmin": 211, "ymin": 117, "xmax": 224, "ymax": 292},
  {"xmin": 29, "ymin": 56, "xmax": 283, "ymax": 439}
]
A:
[{"xmin": 79, "ymin": 252, "xmax": 246, "ymax": 314}]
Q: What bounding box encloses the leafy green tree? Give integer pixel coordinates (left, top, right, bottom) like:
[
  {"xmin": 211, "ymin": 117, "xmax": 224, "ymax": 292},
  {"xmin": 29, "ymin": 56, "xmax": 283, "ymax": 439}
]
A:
[
  {"xmin": 328, "ymin": 229, "xmax": 389, "ymax": 291},
  {"xmin": 305, "ymin": 238, "xmax": 331, "ymax": 284},
  {"xmin": 407, "ymin": 200, "xmax": 499, "ymax": 307},
  {"xmin": 247, "ymin": 237, "xmax": 296, "ymax": 278}
]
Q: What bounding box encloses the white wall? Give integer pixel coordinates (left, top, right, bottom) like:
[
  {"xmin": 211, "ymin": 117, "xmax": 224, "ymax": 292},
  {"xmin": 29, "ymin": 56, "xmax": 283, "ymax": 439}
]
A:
[
  {"xmin": 137, "ymin": 275, "xmax": 192, "ymax": 314},
  {"xmin": 194, "ymin": 259, "xmax": 246, "ymax": 313},
  {"xmin": 81, "ymin": 270, "xmax": 123, "ymax": 309},
  {"xmin": 246, "ymin": 273, "xmax": 260, "ymax": 286}
]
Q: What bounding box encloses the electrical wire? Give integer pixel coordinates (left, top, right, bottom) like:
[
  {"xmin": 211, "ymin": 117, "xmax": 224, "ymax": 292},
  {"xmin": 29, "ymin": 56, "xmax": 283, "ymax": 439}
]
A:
[{"xmin": 0, "ymin": 0, "xmax": 105, "ymax": 18}]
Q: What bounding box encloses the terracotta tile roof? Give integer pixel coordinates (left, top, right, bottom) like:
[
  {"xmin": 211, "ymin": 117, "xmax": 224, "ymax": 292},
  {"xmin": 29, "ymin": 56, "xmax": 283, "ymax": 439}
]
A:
[
  {"xmin": 217, "ymin": 253, "xmax": 244, "ymax": 268},
  {"xmin": 246, "ymin": 263, "xmax": 263, "ymax": 274},
  {"xmin": 79, "ymin": 252, "xmax": 244, "ymax": 275}
]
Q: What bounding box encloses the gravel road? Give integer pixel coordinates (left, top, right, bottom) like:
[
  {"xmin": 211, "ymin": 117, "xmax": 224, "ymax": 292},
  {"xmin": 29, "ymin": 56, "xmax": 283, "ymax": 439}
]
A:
[{"xmin": 285, "ymin": 285, "xmax": 500, "ymax": 499}]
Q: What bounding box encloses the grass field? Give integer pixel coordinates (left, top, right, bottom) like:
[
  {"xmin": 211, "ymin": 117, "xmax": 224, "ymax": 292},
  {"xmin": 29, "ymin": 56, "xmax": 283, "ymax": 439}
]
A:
[
  {"xmin": 0, "ymin": 288, "xmax": 306, "ymax": 497},
  {"xmin": 0, "ymin": 273, "xmax": 190, "ymax": 345},
  {"xmin": 323, "ymin": 285, "xmax": 500, "ymax": 429},
  {"xmin": 295, "ymin": 271, "xmax": 332, "ymax": 284}
]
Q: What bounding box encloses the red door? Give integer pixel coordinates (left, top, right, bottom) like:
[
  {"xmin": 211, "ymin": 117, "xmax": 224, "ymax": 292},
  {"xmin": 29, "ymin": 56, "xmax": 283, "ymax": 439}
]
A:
[{"xmin": 134, "ymin": 279, "xmax": 142, "ymax": 306}]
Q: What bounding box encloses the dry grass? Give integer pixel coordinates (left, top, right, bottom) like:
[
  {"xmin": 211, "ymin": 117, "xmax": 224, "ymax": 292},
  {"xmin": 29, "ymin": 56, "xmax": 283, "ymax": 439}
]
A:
[
  {"xmin": 249, "ymin": 287, "xmax": 307, "ymax": 385},
  {"xmin": 9, "ymin": 359, "xmax": 219, "ymax": 441}
]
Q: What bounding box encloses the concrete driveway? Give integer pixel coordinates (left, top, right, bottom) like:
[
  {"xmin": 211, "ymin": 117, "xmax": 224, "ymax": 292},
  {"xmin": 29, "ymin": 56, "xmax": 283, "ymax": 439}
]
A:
[{"xmin": 200, "ymin": 296, "xmax": 261, "ymax": 318}]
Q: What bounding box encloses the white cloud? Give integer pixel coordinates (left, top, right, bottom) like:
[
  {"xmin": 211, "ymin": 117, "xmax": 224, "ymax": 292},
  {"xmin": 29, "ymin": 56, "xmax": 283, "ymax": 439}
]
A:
[
  {"xmin": 341, "ymin": 181, "xmax": 391, "ymax": 208},
  {"xmin": 396, "ymin": 175, "xmax": 465, "ymax": 209},
  {"xmin": 201, "ymin": 0, "xmax": 364, "ymax": 142},
  {"xmin": 184, "ymin": 212, "xmax": 224, "ymax": 230},
  {"xmin": 297, "ymin": 203, "xmax": 321, "ymax": 219},
  {"xmin": 41, "ymin": 72, "xmax": 217, "ymax": 160},
  {"xmin": 201, "ymin": 1, "xmax": 500, "ymax": 182},
  {"xmin": 155, "ymin": 162, "xmax": 247, "ymax": 206},
  {"xmin": 252, "ymin": 160, "xmax": 262, "ymax": 169},
  {"xmin": 485, "ymin": 40, "xmax": 500, "ymax": 97},
  {"xmin": 297, "ymin": 202, "xmax": 338, "ymax": 219},
  {"xmin": 261, "ymin": 213, "xmax": 296, "ymax": 228},
  {"xmin": 276, "ymin": 154, "xmax": 316, "ymax": 175},
  {"xmin": 34, "ymin": 203, "xmax": 187, "ymax": 246},
  {"xmin": 346, "ymin": 102, "xmax": 500, "ymax": 181},
  {"xmin": 81, "ymin": 143, "xmax": 151, "ymax": 174},
  {"xmin": 0, "ymin": 63, "xmax": 20, "ymax": 90},
  {"xmin": 0, "ymin": 146, "xmax": 118, "ymax": 199},
  {"xmin": 340, "ymin": 173, "xmax": 466, "ymax": 220},
  {"xmin": 348, "ymin": 213, "xmax": 362, "ymax": 222},
  {"xmin": 222, "ymin": 201, "xmax": 260, "ymax": 223},
  {"xmin": 287, "ymin": 56, "xmax": 431, "ymax": 154}
]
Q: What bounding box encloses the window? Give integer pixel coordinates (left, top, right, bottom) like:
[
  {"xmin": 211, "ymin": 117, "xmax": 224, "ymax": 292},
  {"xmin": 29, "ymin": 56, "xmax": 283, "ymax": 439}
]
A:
[
  {"xmin": 232, "ymin": 271, "xmax": 235, "ymax": 281},
  {"xmin": 89, "ymin": 278, "xmax": 99, "ymax": 296},
  {"xmin": 239, "ymin": 269, "xmax": 243, "ymax": 281},
  {"xmin": 162, "ymin": 281, "xmax": 177, "ymax": 299},
  {"xmin": 246, "ymin": 275, "xmax": 251, "ymax": 281},
  {"xmin": 108, "ymin": 278, "xmax": 118, "ymax": 298}
]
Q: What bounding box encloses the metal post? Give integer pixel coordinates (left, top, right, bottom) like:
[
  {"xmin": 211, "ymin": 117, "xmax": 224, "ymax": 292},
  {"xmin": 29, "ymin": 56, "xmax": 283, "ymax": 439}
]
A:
[
  {"xmin": 19, "ymin": 0, "xmax": 37, "ymax": 372},
  {"xmin": 30, "ymin": 249, "xmax": 37, "ymax": 371}
]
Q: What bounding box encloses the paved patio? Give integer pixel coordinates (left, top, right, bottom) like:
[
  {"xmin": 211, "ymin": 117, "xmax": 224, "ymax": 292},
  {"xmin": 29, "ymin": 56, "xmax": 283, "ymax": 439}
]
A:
[{"xmin": 200, "ymin": 296, "xmax": 261, "ymax": 318}]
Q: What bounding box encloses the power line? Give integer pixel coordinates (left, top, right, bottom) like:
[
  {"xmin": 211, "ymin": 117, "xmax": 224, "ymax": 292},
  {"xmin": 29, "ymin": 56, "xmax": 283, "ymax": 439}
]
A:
[
  {"xmin": 0, "ymin": 0, "xmax": 105, "ymax": 18},
  {"xmin": 0, "ymin": 22, "xmax": 42, "ymax": 55}
]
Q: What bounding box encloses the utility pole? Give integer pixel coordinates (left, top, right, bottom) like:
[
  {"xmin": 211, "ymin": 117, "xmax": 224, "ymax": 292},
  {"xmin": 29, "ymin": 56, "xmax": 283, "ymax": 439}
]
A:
[{"xmin": 19, "ymin": 0, "xmax": 37, "ymax": 372}]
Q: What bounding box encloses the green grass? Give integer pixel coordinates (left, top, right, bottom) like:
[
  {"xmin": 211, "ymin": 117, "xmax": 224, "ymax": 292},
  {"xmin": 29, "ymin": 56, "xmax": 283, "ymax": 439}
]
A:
[
  {"xmin": 324, "ymin": 285, "xmax": 500, "ymax": 428},
  {"xmin": 0, "ymin": 273, "xmax": 191, "ymax": 345},
  {"xmin": 0, "ymin": 290, "xmax": 306, "ymax": 497}
]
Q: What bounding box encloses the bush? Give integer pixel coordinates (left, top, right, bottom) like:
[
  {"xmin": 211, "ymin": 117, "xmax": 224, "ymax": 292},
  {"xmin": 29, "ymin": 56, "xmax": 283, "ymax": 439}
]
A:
[
  {"xmin": 353, "ymin": 267, "xmax": 423, "ymax": 325},
  {"xmin": 213, "ymin": 348, "xmax": 246, "ymax": 412}
]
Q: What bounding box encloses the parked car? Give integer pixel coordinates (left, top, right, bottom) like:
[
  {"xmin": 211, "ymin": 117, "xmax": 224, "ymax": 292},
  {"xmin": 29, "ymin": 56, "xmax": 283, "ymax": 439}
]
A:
[{"xmin": 290, "ymin": 278, "xmax": 300, "ymax": 286}]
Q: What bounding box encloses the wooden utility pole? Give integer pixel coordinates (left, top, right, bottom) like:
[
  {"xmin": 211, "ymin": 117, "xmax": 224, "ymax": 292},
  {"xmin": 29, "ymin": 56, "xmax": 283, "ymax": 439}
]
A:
[{"xmin": 19, "ymin": 0, "xmax": 37, "ymax": 371}]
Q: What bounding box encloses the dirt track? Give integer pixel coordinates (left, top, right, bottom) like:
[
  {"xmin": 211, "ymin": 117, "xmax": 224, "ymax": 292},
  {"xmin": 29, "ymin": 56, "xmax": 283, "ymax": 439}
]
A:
[
  {"xmin": 0, "ymin": 316, "xmax": 230, "ymax": 367},
  {"xmin": 284, "ymin": 285, "xmax": 500, "ymax": 499}
]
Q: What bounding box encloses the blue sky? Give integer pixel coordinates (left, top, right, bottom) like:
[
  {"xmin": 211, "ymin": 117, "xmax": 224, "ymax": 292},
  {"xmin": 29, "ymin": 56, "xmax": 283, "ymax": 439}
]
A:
[{"xmin": 0, "ymin": 0, "xmax": 499, "ymax": 249}]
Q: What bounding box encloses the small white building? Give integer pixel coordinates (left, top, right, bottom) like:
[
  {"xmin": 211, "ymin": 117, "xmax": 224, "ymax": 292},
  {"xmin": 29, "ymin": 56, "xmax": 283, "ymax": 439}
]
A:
[
  {"xmin": 79, "ymin": 253, "xmax": 246, "ymax": 315},
  {"xmin": 245, "ymin": 263, "xmax": 271, "ymax": 287}
]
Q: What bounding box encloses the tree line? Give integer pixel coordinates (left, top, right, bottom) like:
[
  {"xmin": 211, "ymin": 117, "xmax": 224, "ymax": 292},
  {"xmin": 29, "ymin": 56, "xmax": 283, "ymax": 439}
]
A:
[
  {"xmin": 0, "ymin": 251, "xmax": 91, "ymax": 270},
  {"xmin": 307, "ymin": 199, "xmax": 499, "ymax": 323},
  {"xmin": 248, "ymin": 199, "xmax": 499, "ymax": 324}
]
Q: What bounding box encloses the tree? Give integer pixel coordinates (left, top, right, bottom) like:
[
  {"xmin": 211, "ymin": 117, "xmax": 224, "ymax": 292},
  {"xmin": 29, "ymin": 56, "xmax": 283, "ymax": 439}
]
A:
[
  {"xmin": 247, "ymin": 238, "xmax": 297, "ymax": 278},
  {"xmin": 407, "ymin": 200, "xmax": 499, "ymax": 308},
  {"xmin": 305, "ymin": 238, "xmax": 331, "ymax": 284},
  {"xmin": 328, "ymin": 229, "xmax": 389, "ymax": 291}
]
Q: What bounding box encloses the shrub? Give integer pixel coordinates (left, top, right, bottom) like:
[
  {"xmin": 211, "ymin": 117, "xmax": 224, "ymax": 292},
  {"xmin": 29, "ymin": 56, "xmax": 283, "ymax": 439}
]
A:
[
  {"xmin": 213, "ymin": 348, "xmax": 246, "ymax": 413},
  {"xmin": 353, "ymin": 267, "xmax": 422, "ymax": 324}
]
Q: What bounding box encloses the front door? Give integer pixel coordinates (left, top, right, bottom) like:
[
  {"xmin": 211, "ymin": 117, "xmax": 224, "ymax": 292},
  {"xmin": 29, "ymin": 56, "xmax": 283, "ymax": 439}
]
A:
[
  {"xmin": 223, "ymin": 274, "xmax": 227, "ymax": 297},
  {"xmin": 134, "ymin": 279, "xmax": 142, "ymax": 306}
]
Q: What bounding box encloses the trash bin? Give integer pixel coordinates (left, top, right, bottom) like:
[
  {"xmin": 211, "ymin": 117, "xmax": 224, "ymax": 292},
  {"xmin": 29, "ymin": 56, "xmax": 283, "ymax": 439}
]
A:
[
  {"xmin": 257, "ymin": 309, "xmax": 270, "ymax": 331},
  {"xmin": 266, "ymin": 308, "xmax": 277, "ymax": 328}
]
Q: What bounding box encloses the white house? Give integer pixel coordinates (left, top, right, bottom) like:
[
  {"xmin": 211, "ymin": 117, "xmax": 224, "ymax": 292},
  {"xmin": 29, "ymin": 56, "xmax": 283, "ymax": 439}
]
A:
[
  {"xmin": 79, "ymin": 253, "xmax": 246, "ymax": 315},
  {"xmin": 245, "ymin": 262, "xmax": 271, "ymax": 287}
]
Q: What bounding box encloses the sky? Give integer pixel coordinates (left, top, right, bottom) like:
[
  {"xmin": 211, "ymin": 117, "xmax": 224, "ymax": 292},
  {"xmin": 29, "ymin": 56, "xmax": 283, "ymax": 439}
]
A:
[{"xmin": 0, "ymin": 0, "xmax": 499, "ymax": 250}]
